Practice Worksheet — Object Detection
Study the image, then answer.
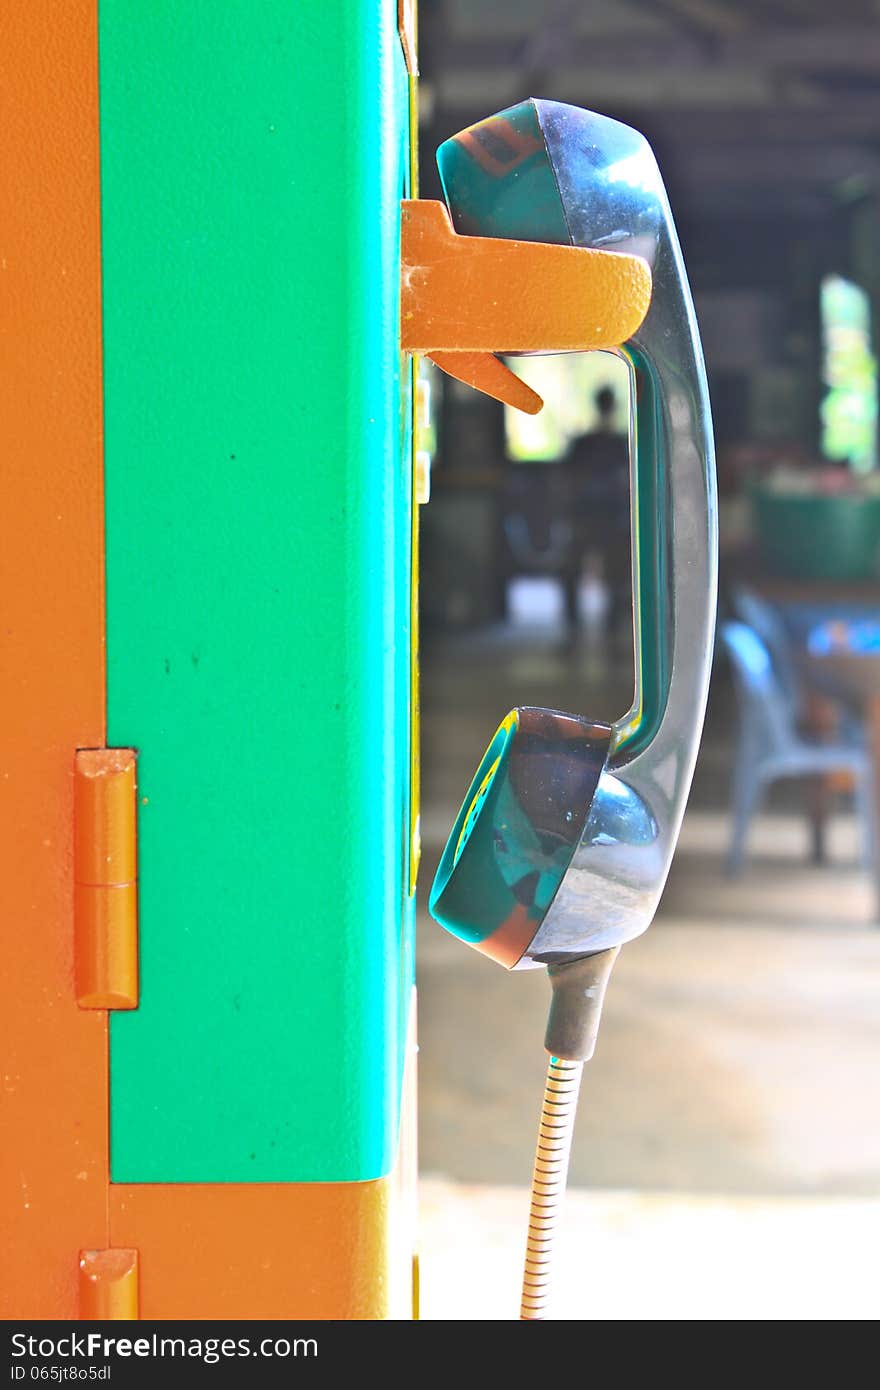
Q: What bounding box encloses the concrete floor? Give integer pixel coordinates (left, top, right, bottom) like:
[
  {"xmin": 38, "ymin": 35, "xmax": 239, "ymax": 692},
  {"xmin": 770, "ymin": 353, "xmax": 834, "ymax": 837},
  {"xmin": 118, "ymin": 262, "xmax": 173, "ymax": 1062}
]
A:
[
  {"xmin": 416, "ymin": 618, "xmax": 880, "ymax": 1318},
  {"xmin": 419, "ymin": 1179, "xmax": 880, "ymax": 1320}
]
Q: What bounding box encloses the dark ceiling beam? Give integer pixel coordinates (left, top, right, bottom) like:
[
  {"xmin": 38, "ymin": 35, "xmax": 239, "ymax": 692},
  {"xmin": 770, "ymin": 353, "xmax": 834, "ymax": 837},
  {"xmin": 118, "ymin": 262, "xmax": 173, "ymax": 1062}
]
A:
[
  {"xmin": 642, "ymin": 0, "xmax": 746, "ymax": 36},
  {"xmin": 431, "ymin": 67, "xmax": 781, "ymax": 114},
  {"xmin": 738, "ymin": 24, "xmax": 880, "ymax": 69},
  {"xmin": 669, "ymin": 143, "xmax": 880, "ymax": 184},
  {"xmin": 423, "ymin": 33, "xmax": 703, "ymax": 75},
  {"xmin": 630, "ymin": 101, "xmax": 880, "ymax": 143},
  {"xmin": 422, "ymin": 25, "xmax": 880, "ymax": 77},
  {"xmin": 674, "ymin": 187, "xmax": 835, "ymax": 222},
  {"xmin": 426, "ymin": 93, "xmax": 880, "ymax": 147},
  {"xmin": 430, "ymin": 71, "xmax": 877, "ymax": 123},
  {"xmin": 517, "ymin": 0, "xmax": 582, "ymax": 74}
]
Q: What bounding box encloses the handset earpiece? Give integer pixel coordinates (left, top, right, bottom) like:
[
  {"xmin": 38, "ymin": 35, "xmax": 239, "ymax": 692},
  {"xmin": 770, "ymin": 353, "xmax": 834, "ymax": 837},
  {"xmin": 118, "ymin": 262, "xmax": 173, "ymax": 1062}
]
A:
[
  {"xmin": 429, "ymin": 99, "xmax": 717, "ymax": 973},
  {"xmin": 431, "ymin": 707, "xmax": 612, "ymax": 969}
]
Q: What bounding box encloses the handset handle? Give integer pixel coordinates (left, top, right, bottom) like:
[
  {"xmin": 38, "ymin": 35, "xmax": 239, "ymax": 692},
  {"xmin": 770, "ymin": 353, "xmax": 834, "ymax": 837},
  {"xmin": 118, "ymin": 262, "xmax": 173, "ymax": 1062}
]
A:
[
  {"xmin": 615, "ymin": 216, "xmax": 717, "ymax": 800},
  {"xmin": 528, "ymin": 101, "xmax": 718, "ymax": 955},
  {"xmin": 432, "ymin": 100, "xmax": 717, "ymax": 961},
  {"xmin": 524, "ymin": 100, "xmax": 717, "ymax": 782}
]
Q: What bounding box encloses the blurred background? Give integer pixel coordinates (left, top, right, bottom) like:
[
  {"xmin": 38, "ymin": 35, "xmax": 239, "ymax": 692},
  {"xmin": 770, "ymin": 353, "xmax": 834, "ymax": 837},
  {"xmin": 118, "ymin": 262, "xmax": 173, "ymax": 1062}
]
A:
[{"xmin": 413, "ymin": 0, "xmax": 880, "ymax": 1319}]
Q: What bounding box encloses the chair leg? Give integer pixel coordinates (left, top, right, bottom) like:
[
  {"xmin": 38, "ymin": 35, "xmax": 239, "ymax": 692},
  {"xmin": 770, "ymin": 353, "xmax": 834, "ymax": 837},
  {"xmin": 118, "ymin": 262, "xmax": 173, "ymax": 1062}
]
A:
[
  {"xmin": 727, "ymin": 754, "xmax": 763, "ymax": 877},
  {"xmin": 807, "ymin": 774, "xmax": 832, "ymax": 865},
  {"xmin": 854, "ymin": 763, "xmax": 877, "ymax": 876}
]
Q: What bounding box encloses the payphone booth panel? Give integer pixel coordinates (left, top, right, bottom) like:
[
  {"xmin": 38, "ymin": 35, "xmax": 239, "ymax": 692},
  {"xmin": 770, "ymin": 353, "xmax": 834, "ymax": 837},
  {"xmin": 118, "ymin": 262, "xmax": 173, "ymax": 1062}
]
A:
[{"xmin": 2, "ymin": 0, "xmax": 417, "ymax": 1320}]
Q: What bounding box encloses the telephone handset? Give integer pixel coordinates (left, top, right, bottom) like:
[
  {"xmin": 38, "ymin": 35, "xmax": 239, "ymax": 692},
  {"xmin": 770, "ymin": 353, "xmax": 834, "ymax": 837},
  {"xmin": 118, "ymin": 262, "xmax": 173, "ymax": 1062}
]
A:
[
  {"xmin": 421, "ymin": 102, "xmax": 717, "ymax": 1319},
  {"xmin": 430, "ymin": 100, "xmax": 717, "ymax": 980}
]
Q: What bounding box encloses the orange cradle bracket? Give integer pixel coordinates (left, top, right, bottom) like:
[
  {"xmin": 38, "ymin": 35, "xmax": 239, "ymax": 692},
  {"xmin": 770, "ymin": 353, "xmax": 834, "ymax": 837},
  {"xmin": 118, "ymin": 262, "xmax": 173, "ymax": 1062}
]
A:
[
  {"xmin": 74, "ymin": 748, "xmax": 139, "ymax": 1010},
  {"xmin": 79, "ymin": 1249, "xmax": 139, "ymax": 1320},
  {"xmin": 400, "ymin": 199, "xmax": 653, "ymax": 414}
]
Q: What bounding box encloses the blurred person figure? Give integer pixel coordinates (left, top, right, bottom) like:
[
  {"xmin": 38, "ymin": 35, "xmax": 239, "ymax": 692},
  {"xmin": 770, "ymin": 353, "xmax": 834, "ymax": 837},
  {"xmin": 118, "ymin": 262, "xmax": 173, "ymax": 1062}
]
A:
[{"xmin": 561, "ymin": 385, "xmax": 631, "ymax": 640}]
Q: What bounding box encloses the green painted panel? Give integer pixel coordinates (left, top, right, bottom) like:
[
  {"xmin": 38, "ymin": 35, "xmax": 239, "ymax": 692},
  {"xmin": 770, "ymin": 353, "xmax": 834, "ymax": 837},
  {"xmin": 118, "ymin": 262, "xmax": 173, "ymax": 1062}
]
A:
[{"xmin": 101, "ymin": 1, "xmax": 414, "ymax": 1181}]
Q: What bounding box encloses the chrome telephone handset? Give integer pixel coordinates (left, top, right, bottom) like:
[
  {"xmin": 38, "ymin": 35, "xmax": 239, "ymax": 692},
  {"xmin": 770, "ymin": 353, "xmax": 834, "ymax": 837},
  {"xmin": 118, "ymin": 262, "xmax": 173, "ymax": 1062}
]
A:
[{"xmin": 423, "ymin": 101, "xmax": 717, "ymax": 1319}]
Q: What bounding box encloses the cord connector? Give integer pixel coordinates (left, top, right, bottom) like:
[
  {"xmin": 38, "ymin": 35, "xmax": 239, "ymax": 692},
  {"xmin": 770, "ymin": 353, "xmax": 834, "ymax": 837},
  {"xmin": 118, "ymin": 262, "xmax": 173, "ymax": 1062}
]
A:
[{"xmin": 544, "ymin": 946, "xmax": 620, "ymax": 1062}]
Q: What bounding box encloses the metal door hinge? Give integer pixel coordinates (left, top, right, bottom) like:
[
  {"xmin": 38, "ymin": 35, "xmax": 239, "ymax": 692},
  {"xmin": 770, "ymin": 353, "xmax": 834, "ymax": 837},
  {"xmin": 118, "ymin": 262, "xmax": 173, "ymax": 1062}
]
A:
[
  {"xmin": 79, "ymin": 1248, "xmax": 139, "ymax": 1320},
  {"xmin": 74, "ymin": 748, "xmax": 138, "ymax": 1010}
]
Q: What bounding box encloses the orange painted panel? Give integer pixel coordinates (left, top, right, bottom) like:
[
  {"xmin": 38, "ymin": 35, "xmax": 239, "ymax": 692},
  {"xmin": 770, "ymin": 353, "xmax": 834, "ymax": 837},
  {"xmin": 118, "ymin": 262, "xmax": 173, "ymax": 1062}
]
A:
[
  {"xmin": 109, "ymin": 1003, "xmax": 418, "ymax": 1319},
  {"xmin": 109, "ymin": 1182, "xmax": 395, "ymax": 1320},
  {"xmin": 0, "ymin": 2, "xmax": 108, "ymax": 1317}
]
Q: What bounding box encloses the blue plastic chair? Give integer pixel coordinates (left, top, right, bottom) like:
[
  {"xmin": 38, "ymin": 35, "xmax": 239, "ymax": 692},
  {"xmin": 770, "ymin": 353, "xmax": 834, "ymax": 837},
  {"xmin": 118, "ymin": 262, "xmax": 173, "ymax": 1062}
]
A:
[
  {"xmin": 720, "ymin": 621, "xmax": 875, "ymax": 876},
  {"xmin": 732, "ymin": 586, "xmax": 863, "ymax": 738},
  {"xmin": 731, "ymin": 587, "xmax": 803, "ymax": 711}
]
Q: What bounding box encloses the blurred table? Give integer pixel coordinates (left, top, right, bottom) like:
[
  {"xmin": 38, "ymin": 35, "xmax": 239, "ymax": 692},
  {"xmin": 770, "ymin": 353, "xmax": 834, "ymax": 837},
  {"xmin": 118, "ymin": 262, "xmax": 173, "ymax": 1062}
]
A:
[{"xmin": 804, "ymin": 619, "xmax": 880, "ymax": 916}]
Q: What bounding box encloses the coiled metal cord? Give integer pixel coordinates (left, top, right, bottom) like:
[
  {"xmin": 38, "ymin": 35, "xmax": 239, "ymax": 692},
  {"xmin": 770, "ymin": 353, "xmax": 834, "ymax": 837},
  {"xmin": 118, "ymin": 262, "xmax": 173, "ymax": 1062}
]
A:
[{"xmin": 520, "ymin": 1055, "xmax": 584, "ymax": 1320}]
